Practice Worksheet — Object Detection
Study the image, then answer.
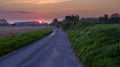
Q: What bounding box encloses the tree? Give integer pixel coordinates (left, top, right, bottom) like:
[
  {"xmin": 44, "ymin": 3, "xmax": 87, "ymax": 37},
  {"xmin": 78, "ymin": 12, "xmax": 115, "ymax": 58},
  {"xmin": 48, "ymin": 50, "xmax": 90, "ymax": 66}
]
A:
[
  {"xmin": 65, "ymin": 15, "xmax": 72, "ymax": 22},
  {"xmin": 51, "ymin": 18, "xmax": 61, "ymax": 27},
  {"xmin": 110, "ymin": 13, "xmax": 120, "ymax": 23},
  {"xmin": 98, "ymin": 14, "xmax": 109, "ymax": 23},
  {"xmin": 104, "ymin": 14, "xmax": 109, "ymax": 23},
  {"xmin": 52, "ymin": 18, "xmax": 58, "ymax": 23},
  {"xmin": 99, "ymin": 16, "xmax": 104, "ymax": 23},
  {"xmin": 62, "ymin": 15, "xmax": 80, "ymax": 29},
  {"xmin": 64, "ymin": 15, "xmax": 79, "ymax": 23},
  {"xmin": 0, "ymin": 19, "xmax": 9, "ymax": 26},
  {"xmin": 52, "ymin": 18, "xmax": 58, "ymax": 25}
]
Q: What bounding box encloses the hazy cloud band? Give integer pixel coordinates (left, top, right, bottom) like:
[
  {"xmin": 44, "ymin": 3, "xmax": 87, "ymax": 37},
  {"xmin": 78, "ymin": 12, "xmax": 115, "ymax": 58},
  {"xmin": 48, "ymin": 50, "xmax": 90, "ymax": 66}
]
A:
[{"xmin": 0, "ymin": 11, "xmax": 32, "ymax": 14}]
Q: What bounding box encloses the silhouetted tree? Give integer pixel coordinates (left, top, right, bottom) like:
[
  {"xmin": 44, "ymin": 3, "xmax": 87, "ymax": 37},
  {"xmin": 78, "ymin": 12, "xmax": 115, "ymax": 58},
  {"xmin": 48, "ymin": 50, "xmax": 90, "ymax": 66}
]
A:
[
  {"xmin": 104, "ymin": 14, "xmax": 109, "ymax": 23},
  {"xmin": 64, "ymin": 15, "xmax": 79, "ymax": 23},
  {"xmin": 62, "ymin": 15, "xmax": 80, "ymax": 29},
  {"xmin": 65, "ymin": 16, "xmax": 72, "ymax": 22},
  {"xmin": 99, "ymin": 16, "xmax": 104, "ymax": 23},
  {"xmin": 99, "ymin": 14, "xmax": 109, "ymax": 23},
  {"xmin": 0, "ymin": 19, "xmax": 9, "ymax": 26},
  {"xmin": 51, "ymin": 18, "xmax": 62, "ymax": 27},
  {"xmin": 52, "ymin": 18, "xmax": 58, "ymax": 25},
  {"xmin": 110, "ymin": 13, "xmax": 120, "ymax": 23}
]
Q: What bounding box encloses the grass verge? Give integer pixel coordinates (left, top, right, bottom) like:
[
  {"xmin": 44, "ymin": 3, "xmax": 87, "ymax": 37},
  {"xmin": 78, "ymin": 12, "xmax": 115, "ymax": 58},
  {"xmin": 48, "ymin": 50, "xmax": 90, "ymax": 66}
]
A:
[
  {"xmin": 0, "ymin": 28, "xmax": 52, "ymax": 57},
  {"xmin": 67, "ymin": 24, "xmax": 120, "ymax": 67}
]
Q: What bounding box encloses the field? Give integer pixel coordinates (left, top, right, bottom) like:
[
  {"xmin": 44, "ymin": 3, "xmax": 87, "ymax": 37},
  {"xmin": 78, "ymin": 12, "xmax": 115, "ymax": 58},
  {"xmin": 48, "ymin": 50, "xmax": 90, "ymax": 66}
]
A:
[
  {"xmin": 67, "ymin": 23, "xmax": 120, "ymax": 67},
  {"xmin": 0, "ymin": 26, "xmax": 45, "ymax": 38},
  {"xmin": 0, "ymin": 27, "xmax": 52, "ymax": 56}
]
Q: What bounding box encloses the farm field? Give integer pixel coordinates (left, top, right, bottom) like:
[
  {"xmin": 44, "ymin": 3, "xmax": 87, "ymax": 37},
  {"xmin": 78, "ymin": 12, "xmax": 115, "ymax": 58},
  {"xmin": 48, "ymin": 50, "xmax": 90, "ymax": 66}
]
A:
[{"xmin": 0, "ymin": 26, "xmax": 45, "ymax": 38}]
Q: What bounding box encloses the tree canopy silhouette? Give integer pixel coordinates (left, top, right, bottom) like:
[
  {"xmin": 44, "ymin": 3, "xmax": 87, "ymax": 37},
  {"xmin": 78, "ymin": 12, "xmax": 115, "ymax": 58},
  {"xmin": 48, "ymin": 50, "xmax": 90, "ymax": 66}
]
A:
[{"xmin": 110, "ymin": 13, "xmax": 120, "ymax": 23}]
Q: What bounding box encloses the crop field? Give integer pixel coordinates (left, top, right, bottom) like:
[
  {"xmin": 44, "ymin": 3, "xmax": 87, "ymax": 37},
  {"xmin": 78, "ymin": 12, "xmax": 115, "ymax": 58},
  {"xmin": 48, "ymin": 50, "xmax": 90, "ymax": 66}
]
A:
[{"xmin": 0, "ymin": 26, "xmax": 44, "ymax": 38}]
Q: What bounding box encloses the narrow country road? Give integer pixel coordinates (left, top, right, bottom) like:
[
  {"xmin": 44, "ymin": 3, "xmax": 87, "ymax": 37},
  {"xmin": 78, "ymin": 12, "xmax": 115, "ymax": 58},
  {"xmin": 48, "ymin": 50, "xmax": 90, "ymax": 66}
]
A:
[{"xmin": 0, "ymin": 29, "xmax": 83, "ymax": 67}]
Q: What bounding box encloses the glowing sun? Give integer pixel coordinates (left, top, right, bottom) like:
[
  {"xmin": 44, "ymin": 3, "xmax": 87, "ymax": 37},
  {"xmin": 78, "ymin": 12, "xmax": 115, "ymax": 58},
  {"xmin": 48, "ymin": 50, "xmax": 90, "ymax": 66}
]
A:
[{"xmin": 38, "ymin": 20, "xmax": 42, "ymax": 23}]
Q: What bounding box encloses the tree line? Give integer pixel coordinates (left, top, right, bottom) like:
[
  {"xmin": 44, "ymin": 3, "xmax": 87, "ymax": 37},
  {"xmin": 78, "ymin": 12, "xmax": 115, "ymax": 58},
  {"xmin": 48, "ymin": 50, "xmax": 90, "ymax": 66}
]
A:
[
  {"xmin": 51, "ymin": 13, "xmax": 120, "ymax": 26},
  {"xmin": 99, "ymin": 13, "xmax": 120, "ymax": 23}
]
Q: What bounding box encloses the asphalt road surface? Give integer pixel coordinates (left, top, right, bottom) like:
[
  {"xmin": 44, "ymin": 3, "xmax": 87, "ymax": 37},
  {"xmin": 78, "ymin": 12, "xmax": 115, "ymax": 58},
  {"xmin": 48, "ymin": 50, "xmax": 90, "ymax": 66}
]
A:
[{"xmin": 0, "ymin": 29, "xmax": 84, "ymax": 67}]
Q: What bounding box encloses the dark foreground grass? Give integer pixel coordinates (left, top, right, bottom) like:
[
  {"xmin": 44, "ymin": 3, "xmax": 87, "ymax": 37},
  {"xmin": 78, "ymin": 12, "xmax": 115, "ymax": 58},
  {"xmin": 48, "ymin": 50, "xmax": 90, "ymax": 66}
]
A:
[
  {"xmin": 67, "ymin": 24, "xmax": 120, "ymax": 67},
  {"xmin": 0, "ymin": 28, "xmax": 52, "ymax": 57}
]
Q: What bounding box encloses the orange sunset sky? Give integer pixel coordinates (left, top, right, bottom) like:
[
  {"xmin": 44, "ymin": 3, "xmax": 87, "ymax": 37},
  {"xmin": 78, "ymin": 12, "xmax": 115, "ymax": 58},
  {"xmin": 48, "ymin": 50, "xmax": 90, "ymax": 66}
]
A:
[{"xmin": 0, "ymin": 0, "xmax": 120, "ymax": 23}]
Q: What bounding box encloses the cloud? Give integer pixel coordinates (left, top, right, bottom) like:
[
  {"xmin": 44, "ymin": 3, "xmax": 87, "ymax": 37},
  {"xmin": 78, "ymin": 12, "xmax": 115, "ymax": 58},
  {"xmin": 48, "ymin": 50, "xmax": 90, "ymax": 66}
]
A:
[
  {"xmin": 35, "ymin": 0, "xmax": 71, "ymax": 4},
  {"xmin": 1, "ymin": 0, "xmax": 71, "ymax": 5},
  {"xmin": 0, "ymin": 11, "xmax": 32, "ymax": 14},
  {"xmin": 0, "ymin": 0, "xmax": 34, "ymax": 4},
  {"xmin": 10, "ymin": 11, "xmax": 31, "ymax": 14}
]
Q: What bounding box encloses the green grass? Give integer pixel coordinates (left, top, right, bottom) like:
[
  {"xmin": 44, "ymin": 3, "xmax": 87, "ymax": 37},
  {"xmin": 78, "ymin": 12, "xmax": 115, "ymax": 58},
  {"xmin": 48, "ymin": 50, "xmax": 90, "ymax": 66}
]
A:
[
  {"xmin": 0, "ymin": 28, "xmax": 52, "ymax": 57},
  {"xmin": 67, "ymin": 23, "xmax": 120, "ymax": 67}
]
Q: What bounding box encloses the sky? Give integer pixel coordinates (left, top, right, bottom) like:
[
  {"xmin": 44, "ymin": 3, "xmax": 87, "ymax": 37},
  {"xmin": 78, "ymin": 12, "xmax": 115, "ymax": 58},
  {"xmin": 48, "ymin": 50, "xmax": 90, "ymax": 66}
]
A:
[{"xmin": 0, "ymin": 0, "xmax": 120, "ymax": 23}]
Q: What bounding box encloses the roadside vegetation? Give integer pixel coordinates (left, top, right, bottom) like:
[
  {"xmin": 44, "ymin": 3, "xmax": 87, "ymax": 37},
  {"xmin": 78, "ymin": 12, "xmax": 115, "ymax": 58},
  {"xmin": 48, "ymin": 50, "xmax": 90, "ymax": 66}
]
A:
[
  {"xmin": 0, "ymin": 28, "xmax": 52, "ymax": 57},
  {"xmin": 67, "ymin": 23, "xmax": 120, "ymax": 67},
  {"xmin": 51, "ymin": 14, "xmax": 120, "ymax": 67}
]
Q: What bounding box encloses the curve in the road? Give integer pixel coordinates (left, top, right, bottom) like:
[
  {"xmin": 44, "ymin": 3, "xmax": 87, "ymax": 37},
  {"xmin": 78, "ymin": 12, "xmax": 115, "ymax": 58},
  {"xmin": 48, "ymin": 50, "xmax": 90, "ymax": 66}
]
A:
[{"xmin": 0, "ymin": 29, "xmax": 84, "ymax": 67}]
